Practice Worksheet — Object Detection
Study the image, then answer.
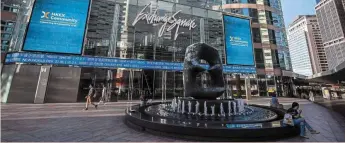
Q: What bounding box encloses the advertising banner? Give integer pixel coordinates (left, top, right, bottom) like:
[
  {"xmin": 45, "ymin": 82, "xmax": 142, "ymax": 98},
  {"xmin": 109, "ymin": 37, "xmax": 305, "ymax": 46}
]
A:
[
  {"xmin": 23, "ymin": 0, "xmax": 90, "ymax": 54},
  {"xmin": 223, "ymin": 14, "xmax": 255, "ymax": 66},
  {"xmin": 5, "ymin": 53, "xmax": 256, "ymax": 74}
]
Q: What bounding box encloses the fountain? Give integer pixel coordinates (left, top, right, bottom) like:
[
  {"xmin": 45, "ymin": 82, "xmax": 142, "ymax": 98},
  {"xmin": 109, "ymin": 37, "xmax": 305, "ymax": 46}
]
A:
[
  {"xmin": 188, "ymin": 101, "xmax": 192, "ymax": 114},
  {"xmin": 125, "ymin": 43, "xmax": 299, "ymax": 141},
  {"xmin": 204, "ymin": 101, "xmax": 208, "ymax": 116},
  {"xmin": 220, "ymin": 103, "xmax": 225, "ymax": 117},
  {"xmin": 195, "ymin": 101, "xmax": 200, "ymax": 115},
  {"xmin": 228, "ymin": 101, "xmax": 232, "ymax": 116},
  {"xmin": 182, "ymin": 100, "xmax": 185, "ymax": 114},
  {"xmin": 177, "ymin": 99, "xmax": 181, "ymax": 113}
]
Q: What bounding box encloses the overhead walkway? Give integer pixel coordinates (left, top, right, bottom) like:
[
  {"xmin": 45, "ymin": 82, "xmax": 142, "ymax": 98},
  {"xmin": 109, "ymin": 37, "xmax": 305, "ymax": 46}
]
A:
[{"xmin": 308, "ymin": 61, "xmax": 345, "ymax": 84}]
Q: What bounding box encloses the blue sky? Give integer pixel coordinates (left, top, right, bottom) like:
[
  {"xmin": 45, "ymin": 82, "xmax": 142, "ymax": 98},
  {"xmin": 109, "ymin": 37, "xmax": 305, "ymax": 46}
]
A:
[{"xmin": 281, "ymin": 0, "xmax": 317, "ymax": 27}]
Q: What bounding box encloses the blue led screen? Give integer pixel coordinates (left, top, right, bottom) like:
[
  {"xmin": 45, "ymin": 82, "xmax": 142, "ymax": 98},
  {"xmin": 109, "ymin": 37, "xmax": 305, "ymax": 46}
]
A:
[
  {"xmin": 223, "ymin": 15, "xmax": 255, "ymax": 66},
  {"xmin": 23, "ymin": 0, "xmax": 90, "ymax": 54}
]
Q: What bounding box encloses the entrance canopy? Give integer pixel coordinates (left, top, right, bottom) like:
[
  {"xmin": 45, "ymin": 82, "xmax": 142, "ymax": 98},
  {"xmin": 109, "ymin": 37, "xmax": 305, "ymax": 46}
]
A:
[{"xmin": 308, "ymin": 61, "xmax": 345, "ymax": 84}]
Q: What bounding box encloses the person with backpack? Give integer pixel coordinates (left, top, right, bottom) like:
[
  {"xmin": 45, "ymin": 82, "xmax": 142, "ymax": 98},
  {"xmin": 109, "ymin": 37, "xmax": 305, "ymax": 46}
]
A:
[
  {"xmin": 84, "ymin": 84, "xmax": 98, "ymax": 110},
  {"xmin": 284, "ymin": 102, "xmax": 319, "ymax": 138}
]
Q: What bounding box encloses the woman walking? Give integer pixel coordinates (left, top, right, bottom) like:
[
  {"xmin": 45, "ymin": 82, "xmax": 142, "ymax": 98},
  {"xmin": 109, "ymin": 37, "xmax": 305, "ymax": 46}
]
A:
[{"xmin": 85, "ymin": 84, "xmax": 98, "ymax": 110}]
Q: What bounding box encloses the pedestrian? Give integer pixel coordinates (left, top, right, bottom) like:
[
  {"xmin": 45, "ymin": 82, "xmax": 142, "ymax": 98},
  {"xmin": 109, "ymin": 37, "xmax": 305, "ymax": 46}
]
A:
[
  {"xmin": 270, "ymin": 91, "xmax": 283, "ymax": 108},
  {"xmin": 84, "ymin": 84, "xmax": 98, "ymax": 110},
  {"xmin": 140, "ymin": 92, "xmax": 148, "ymax": 106},
  {"xmin": 284, "ymin": 102, "xmax": 319, "ymax": 139},
  {"xmin": 98, "ymin": 83, "xmax": 107, "ymax": 105}
]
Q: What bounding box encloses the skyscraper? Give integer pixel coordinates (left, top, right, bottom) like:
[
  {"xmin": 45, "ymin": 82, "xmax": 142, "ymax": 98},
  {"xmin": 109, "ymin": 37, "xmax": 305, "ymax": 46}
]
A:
[
  {"xmin": 219, "ymin": 0, "xmax": 292, "ymax": 96},
  {"xmin": 1, "ymin": 0, "xmax": 20, "ymax": 52},
  {"xmin": 287, "ymin": 15, "xmax": 328, "ymax": 76},
  {"xmin": 316, "ymin": 0, "xmax": 321, "ymax": 4},
  {"xmin": 316, "ymin": 0, "xmax": 345, "ymax": 69}
]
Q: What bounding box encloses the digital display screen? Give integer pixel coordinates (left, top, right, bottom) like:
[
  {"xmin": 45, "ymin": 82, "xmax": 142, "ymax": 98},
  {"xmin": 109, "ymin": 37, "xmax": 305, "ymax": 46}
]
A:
[
  {"xmin": 5, "ymin": 53, "xmax": 256, "ymax": 74},
  {"xmin": 23, "ymin": 0, "xmax": 90, "ymax": 54},
  {"xmin": 223, "ymin": 14, "xmax": 255, "ymax": 66}
]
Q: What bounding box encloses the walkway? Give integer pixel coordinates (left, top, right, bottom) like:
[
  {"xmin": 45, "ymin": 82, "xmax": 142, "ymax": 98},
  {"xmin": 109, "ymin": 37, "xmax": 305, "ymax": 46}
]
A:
[{"xmin": 1, "ymin": 98, "xmax": 345, "ymax": 142}]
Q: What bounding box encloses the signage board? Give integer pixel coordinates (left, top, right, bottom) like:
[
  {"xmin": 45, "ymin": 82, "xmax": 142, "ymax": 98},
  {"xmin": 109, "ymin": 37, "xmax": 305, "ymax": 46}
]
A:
[
  {"xmin": 132, "ymin": 3, "xmax": 197, "ymax": 40},
  {"xmin": 5, "ymin": 53, "xmax": 256, "ymax": 74},
  {"xmin": 22, "ymin": 0, "xmax": 90, "ymax": 54},
  {"xmin": 223, "ymin": 14, "xmax": 255, "ymax": 66}
]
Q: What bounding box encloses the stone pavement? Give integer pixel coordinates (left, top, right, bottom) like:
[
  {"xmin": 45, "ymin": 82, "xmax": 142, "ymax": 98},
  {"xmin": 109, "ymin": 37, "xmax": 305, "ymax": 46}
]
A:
[
  {"xmin": 314, "ymin": 98, "xmax": 345, "ymax": 118},
  {"xmin": 1, "ymin": 98, "xmax": 345, "ymax": 142}
]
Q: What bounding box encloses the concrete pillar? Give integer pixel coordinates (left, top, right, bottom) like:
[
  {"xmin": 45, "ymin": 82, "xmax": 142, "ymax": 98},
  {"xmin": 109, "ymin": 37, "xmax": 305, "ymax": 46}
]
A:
[{"xmin": 34, "ymin": 66, "xmax": 51, "ymax": 104}]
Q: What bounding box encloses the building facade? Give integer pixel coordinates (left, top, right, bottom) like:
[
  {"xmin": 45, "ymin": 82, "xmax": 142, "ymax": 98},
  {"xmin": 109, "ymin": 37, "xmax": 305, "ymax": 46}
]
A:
[
  {"xmin": 1, "ymin": 0, "xmax": 296, "ymax": 103},
  {"xmin": 1, "ymin": 0, "xmax": 21, "ymax": 52},
  {"xmin": 287, "ymin": 15, "xmax": 328, "ymax": 76},
  {"xmin": 316, "ymin": 0, "xmax": 345, "ymax": 70}
]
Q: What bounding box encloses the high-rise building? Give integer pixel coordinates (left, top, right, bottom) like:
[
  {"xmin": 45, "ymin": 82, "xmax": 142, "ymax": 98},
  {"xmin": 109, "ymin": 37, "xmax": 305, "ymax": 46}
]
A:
[
  {"xmin": 287, "ymin": 15, "xmax": 328, "ymax": 76},
  {"xmin": 218, "ymin": 0, "xmax": 292, "ymax": 96},
  {"xmin": 219, "ymin": 0, "xmax": 291, "ymax": 73},
  {"xmin": 316, "ymin": 0, "xmax": 345, "ymax": 69},
  {"xmin": 316, "ymin": 0, "xmax": 321, "ymax": 4},
  {"xmin": 1, "ymin": 0, "xmax": 20, "ymax": 52}
]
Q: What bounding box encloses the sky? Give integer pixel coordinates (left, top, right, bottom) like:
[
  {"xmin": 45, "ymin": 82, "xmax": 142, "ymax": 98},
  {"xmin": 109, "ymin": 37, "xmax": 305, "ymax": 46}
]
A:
[{"xmin": 281, "ymin": 0, "xmax": 317, "ymax": 27}]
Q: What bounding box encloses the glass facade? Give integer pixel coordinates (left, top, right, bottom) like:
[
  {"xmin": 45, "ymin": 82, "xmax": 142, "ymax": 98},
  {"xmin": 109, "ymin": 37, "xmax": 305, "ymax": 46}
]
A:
[{"xmin": 3, "ymin": 0, "xmax": 295, "ymax": 103}]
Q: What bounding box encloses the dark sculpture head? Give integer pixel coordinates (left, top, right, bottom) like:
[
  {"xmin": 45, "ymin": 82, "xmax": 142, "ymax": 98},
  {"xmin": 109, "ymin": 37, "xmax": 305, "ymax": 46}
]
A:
[{"xmin": 183, "ymin": 43, "xmax": 225, "ymax": 100}]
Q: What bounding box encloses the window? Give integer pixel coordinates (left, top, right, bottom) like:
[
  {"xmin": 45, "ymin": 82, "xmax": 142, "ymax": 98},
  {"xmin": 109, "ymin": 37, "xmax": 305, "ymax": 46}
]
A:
[
  {"xmin": 7, "ymin": 22, "xmax": 14, "ymax": 26},
  {"xmin": 248, "ymin": 0, "xmax": 257, "ymax": 4},
  {"xmin": 255, "ymin": 49, "xmax": 264, "ymax": 68},
  {"xmin": 5, "ymin": 27, "xmax": 13, "ymax": 32},
  {"xmin": 268, "ymin": 29, "xmax": 276, "ymax": 44},
  {"xmin": 3, "ymin": 6, "xmax": 10, "ymax": 11},
  {"xmin": 252, "ymin": 28, "xmax": 261, "ymax": 43},
  {"xmin": 11, "ymin": 8, "xmax": 18, "ymax": 13},
  {"xmin": 2, "ymin": 40, "xmax": 9, "ymax": 45},
  {"xmin": 1, "ymin": 33, "xmax": 10, "ymax": 39},
  {"xmin": 249, "ymin": 9, "xmax": 258, "ymax": 23}
]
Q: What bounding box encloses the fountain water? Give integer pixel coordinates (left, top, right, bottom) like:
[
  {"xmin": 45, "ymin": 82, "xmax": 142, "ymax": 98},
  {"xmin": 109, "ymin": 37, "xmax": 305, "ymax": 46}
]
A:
[
  {"xmin": 220, "ymin": 103, "xmax": 225, "ymax": 117},
  {"xmin": 195, "ymin": 101, "xmax": 200, "ymax": 114},
  {"xmin": 239, "ymin": 99, "xmax": 245, "ymax": 112},
  {"xmin": 177, "ymin": 100, "xmax": 181, "ymax": 113},
  {"xmin": 204, "ymin": 101, "xmax": 208, "ymax": 116},
  {"xmin": 171, "ymin": 98, "xmax": 176, "ymax": 111},
  {"xmin": 182, "ymin": 100, "xmax": 185, "ymax": 114},
  {"xmin": 188, "ymin": 101, "xmax": 192, "ymax": 114}
]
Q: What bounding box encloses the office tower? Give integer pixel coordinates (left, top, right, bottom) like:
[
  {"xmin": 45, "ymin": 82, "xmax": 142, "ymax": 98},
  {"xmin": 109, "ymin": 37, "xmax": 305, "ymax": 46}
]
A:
[
  {"xmin": 1, "ymin": 0, "xmax": 20, "ymax": 52},
  {"xmin": 316, "ymin": 0, "xmax": 345, "ymax": 69},
  {"xmin": 288, "ymin": 15, "xmax": 328, "ymax": 76},
  {"xmin": 219, "ymin": 0, "xmax": 292, "ymax": 96}
]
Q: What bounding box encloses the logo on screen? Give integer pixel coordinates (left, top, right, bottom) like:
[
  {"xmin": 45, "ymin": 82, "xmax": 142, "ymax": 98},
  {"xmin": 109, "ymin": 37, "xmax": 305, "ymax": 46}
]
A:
[
  {"xmin": 40, "ymin": 10, "xmax": 78, "ymax": 27},
  {"xmin": 41, "ymin": 11, "xmax": 50, "ymax": 19}
]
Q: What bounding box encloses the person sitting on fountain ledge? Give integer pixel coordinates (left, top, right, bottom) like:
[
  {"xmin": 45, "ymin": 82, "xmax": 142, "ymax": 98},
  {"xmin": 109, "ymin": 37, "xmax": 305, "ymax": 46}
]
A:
[
  {"xmin": 285, "ymin": 102, "xmax": 320, "ymax": 139},
  {"xmin": 269, "ymin": 90, "xmax": 283, "ymax": 109}
]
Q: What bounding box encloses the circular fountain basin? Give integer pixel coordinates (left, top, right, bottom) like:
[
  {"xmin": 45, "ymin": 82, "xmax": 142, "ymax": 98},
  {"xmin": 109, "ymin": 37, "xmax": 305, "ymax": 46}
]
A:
[{"xmin": 124, "ymin": 102, "xmax": 299, "ymax": 141}]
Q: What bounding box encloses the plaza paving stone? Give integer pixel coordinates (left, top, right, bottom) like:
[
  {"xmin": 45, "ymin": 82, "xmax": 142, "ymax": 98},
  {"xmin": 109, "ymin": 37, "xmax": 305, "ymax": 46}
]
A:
[{"xmin": 1, "ymin": 98, "xmax": 345, "ymax": 142}]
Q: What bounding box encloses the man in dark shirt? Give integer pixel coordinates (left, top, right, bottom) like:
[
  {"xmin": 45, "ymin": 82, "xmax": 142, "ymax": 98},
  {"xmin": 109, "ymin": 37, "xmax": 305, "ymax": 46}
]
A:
[{"xmin": 286, "ymin": 102, "xmax": 319, "ymax": 138}]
